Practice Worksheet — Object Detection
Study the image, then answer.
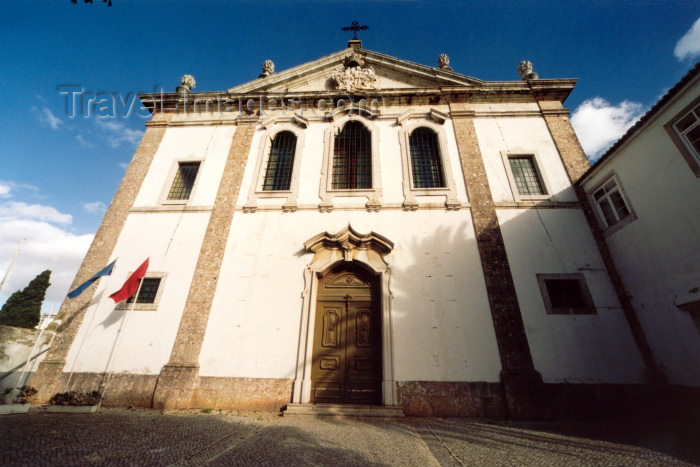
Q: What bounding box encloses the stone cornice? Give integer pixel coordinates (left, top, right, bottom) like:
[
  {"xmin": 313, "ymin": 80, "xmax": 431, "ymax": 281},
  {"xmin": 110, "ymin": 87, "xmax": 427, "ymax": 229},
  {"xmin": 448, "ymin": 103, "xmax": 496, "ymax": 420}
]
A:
[{"xmin": 139, "ymin": 80, "xmax": 575, "ymax": 117}]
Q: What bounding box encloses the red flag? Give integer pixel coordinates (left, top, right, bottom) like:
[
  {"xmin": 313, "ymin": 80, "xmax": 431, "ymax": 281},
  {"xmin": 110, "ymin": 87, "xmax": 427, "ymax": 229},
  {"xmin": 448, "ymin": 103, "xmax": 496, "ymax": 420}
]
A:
[{"xmin": 109, "ymin": 258, "xmax": 149, "ymax": 303}]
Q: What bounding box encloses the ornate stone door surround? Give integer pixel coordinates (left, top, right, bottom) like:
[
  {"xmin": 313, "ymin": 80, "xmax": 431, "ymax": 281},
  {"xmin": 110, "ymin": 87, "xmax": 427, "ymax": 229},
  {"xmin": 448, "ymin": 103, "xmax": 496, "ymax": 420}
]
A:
[{"xmin": 293, "ymin": 225, "xmax": 396, "ymax": 405}]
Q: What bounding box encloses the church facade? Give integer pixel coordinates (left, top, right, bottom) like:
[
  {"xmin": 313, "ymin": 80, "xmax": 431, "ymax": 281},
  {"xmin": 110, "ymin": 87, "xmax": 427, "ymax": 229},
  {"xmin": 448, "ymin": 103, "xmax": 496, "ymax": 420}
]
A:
[{"xmin": 32, "ymin": 40, "xmax": 666, "ymax": 418}]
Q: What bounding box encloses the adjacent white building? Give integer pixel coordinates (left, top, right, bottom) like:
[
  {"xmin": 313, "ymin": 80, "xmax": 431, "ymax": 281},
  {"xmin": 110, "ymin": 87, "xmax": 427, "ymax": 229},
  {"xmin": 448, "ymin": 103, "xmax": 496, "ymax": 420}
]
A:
[{"xmin": 579, "ymin": 63, "xmax": 700, "ymax": 387}]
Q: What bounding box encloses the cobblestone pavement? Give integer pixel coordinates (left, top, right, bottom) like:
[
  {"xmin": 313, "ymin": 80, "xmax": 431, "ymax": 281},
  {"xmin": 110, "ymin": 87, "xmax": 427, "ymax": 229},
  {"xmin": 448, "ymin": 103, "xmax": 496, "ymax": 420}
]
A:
[{"xmin": 1, "ymin": 409, "xmax": 697, "ymax": 466}]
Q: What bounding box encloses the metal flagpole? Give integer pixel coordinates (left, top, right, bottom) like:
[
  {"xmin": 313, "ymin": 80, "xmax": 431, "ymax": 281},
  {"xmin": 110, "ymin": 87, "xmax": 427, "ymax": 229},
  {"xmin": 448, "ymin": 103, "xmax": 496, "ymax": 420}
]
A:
[
  {"xmin": 62, "ymin": 259, "xmax": 119, "ymax": 393},
  {"xmin": 97, "ymin": 277, "xmax": 144, "ymax": 409},
  {"xmin": 15, "ymin": 316, "xmax": 48, "ymax": 395},
  {"xmin": 0, "ymin": 238, "xmax": 25, "ymax": 293}
]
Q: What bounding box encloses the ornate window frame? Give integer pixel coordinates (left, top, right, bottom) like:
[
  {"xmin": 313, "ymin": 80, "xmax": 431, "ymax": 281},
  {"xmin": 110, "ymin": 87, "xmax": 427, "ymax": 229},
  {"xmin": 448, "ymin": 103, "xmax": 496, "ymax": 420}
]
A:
[
  {"xmin": 293, "ymin": 225, "xmax": 397, "ymax": 406},
  {"xmin": 319, "ymin": 115, "xmax": 382, "ymax": 212},
  {"xmin": 500, "ymin": 151, "xmax": 553, "ymax": 202},
  {"xmin": 159, "ymin": 158, "xmax": 204, "ymax": 206},
  {"xmin": 244, "ymin": 123, "xmax": 305, "ymax": 212},
  {"xmin": 397, "ymin": 117, "xmax": 460, "ymax": 210}
]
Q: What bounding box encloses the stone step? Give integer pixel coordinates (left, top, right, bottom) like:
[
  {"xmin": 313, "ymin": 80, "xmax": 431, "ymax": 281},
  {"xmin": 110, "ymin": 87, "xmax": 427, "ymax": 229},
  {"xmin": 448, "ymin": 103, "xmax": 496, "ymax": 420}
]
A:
[{"xmin": 283, "ymin": 403, "xmax": 404, "ymax": 417}]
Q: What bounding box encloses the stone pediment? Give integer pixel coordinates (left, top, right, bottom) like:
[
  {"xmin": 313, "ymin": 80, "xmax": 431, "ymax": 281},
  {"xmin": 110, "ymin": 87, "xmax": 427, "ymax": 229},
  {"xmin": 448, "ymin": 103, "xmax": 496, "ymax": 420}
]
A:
[{"xmin": 228, "ymin": 48, "xmax": 483, "ymax": 94}]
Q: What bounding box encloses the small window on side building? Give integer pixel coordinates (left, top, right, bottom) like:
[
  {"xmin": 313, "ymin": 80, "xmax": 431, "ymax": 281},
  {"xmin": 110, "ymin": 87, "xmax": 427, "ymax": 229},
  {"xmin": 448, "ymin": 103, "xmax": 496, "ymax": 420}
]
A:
[
  {"xmin": 673, "ymin": 104, "xmax": 700, "ymax": 161},
  {"xmin": 665, "ymin": 98, "xmax": 700, "ymax": 176},
  {"xmin": 537, "ymin": 273, "xmax": 595, "ymax": 315},
  {"xmin": 593, "ymin": 177, "xmax": 631, "ymax": 229},
  {"xmin": 167, "ymin": 162, "xmax": 200, "ymax": 200}
]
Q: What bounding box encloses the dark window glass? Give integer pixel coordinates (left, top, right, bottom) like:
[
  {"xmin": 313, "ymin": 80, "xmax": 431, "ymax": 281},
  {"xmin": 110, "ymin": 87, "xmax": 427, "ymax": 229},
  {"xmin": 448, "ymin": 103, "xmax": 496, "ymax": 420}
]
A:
[
  {"xmin": 545, "ymin": 279, "xmax": 586, "ymax": 309},
  {"xmin": 167, "ymin": 162, "xmax": 200, "ymax": 200},
  {"xmin": 332, "ymin": 121, "xmax": 372, "ymax": 189},
  {"xmin": 685, "ymin": 125, "xmax": 700, "ymax": 154},
  {"xmin": 262, "ymin": 131, "xmax": 297, "ymax": 191},
  {"xmin": 409, "ymin": 127, "xmax": 446, "ymax": 188},
  {"xmin": 509, "ymin": 156, "xmax": 546, "ymax": 196},
  {"xmin": 593, "ymin": 178, "xmax": 631, "ymax": 228},
  {"xmin": 675, "ymin": 112, "xmax": 697, "ymax": 132},
  {"xmin": 127, "ymin": 278, "xmax": 161, "ymax": 304},
  {"xmin": 674, "ymin": 107, "xmax": 700, "ymax": 161}
]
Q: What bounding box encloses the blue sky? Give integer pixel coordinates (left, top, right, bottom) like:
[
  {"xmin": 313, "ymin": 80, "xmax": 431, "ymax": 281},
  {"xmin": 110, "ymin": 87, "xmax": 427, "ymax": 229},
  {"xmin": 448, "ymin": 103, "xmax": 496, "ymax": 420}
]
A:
[{"xmin": 1, "ymin": 0, "xmax": 699, "ymax": 313}]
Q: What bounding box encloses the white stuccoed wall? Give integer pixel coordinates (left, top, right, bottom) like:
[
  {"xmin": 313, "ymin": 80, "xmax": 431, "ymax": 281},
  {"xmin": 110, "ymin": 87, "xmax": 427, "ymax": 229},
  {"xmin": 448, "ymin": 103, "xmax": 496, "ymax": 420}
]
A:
[
  {"xmin": 206, "ymin": 108, "xmax": 502, "ymax": 381},
  {"xmin": 64, "ymin": 123, "xmax": 235, "ymax": 374},
  {"xmin": 198, "ymin": 209, "xmax": 503, "ymax": 382},
  {"xmin": 134, "ymin": 125, "xmax": 236, "ymax": 207},
  {"xmin": 474, "ymin": 117, "xmax": 578, "ymax": 203},
  {"xmin": 64, "ymin": 98, "xmax": 655, "ymax": 386},
  {"xmin": 63, "ymin": 211, "xmax": 210, "ymax": 374},
  {"xmin": 473, "ymin": 112, "xmax": 646, "ymax": 383},
  {"xmin": 581, "ymin": 79, "xmax": 700, "ymax": 386},
  {"xmin": 497, "ymin": 208, "xmax": 646, "ymax": 383}
]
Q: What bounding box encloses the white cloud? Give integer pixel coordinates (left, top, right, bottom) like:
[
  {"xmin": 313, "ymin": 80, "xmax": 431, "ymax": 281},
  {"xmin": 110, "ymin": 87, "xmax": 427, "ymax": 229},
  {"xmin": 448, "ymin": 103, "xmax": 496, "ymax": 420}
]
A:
[
  {"xmin": 38, "ymin": 107, "xmax": 64, "ymax": 130},
  {"xmin": 82, "ymin": 201, "xmax": 106, "ymax": 214},
  {"xmin": 0, "ymin": 219, "xmax": 93, "ymax": 313},
  {"xmin": 76, "ymin": 134, "xmax": 95, "ymax": 148},
  {"xmin": 0, "ymin": 180, "xmax": 41, "ymax": 202},
  {"xmin": 0, "ymin": 201, "xmax": 72, "ymax": 225},
  {"xmin": 675, "ymin": 17, "xmax": 700, "ymax": 60},
  {"xmin": 571, "ymin": 97, "xmax": 645, "ymax": 161},
  {"xmin": 96, "ymin": 118, "xmax": 144, "ymax": 148},
  {"xmin": 0, "ymin": 182, "xmax": 93, "ymax": 314}
]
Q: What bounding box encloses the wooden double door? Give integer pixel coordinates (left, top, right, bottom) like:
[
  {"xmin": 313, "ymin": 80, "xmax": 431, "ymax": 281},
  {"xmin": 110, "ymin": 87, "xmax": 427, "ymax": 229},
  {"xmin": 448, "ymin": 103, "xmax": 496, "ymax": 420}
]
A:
[{"xmin": 311, "ymin": 267, "xmax": 381, "ymax": 404}]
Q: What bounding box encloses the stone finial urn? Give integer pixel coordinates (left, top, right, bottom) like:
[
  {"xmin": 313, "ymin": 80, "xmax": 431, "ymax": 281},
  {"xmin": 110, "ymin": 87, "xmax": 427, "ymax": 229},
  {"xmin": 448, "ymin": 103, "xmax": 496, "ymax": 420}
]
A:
[
  {"xmin": 176, "ymin": 74, "xmax": 196, "ymax": 93},
  {"xmin": 517, "ymin": 60, "xmax": 538, "ymax": 80},
  {"xmin": 259, "ymin": 60, "xmax": 275, "ymax": 78},
  {"xmin": 438, "ymin": 53, "xmax": 452, "ymax": 71}
]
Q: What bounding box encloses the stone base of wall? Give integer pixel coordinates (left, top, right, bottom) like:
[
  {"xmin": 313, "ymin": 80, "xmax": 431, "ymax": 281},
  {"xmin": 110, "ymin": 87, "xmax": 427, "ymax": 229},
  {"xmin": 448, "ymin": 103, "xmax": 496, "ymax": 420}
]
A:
[
  {"xmin": 31, "ymin": 372, "xmax": 700, "ymax": 421},
  {"xmin": 37, "ymin": 372, "xmax": 292, "ymax": 411},
  {"xmin": 38, "ymin": 372, "xmax": 158, "ymax": 407},
  {"xmin": 192, "ymin": 376, "xmax": 293, "ymax": 411},
  {"xmin": 397, "ymin": 381, "xmax": 507, "ymax": 418},
  {"xmin": 397, "ymin": 381, "xmax": 700, "ymax": 421}
]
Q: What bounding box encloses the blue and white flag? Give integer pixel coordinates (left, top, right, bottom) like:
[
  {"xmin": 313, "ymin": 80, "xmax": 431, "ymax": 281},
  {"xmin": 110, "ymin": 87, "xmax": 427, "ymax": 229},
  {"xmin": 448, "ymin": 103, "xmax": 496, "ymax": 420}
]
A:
[{"xmin": 67, "ymin": 260, "xmax": 116, "ymax": 299}]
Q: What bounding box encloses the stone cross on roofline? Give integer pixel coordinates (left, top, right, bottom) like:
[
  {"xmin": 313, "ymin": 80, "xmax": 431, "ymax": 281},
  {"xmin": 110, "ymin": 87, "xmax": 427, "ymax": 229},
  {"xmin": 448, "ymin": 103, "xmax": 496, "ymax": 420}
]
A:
[{"xmin": 342, "ymin": 20, "xmax": 369, "ymax": 48}]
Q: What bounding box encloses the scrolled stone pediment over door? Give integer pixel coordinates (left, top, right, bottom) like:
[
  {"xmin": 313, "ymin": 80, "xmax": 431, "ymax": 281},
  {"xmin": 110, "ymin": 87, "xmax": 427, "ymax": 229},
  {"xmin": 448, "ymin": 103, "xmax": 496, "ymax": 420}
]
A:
[{"xmin": 293, "ymin": 225, "xmax": 397, "ymax": 406}]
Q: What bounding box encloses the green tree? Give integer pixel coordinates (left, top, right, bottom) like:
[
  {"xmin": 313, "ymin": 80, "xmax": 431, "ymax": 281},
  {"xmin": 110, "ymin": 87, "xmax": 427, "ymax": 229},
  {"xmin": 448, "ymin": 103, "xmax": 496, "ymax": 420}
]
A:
[{"xmin": 0, "ymin": 270, "xmax": 51, "ymax": 329}]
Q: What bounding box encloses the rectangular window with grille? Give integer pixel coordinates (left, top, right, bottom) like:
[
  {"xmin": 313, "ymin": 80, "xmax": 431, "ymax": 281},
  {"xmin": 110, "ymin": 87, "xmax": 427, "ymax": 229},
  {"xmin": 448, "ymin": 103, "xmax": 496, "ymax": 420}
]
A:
[
  {"xmin": 332, "ymin": 121, "xmax": 372, "ymax": 190},
  {"xmin": 409, "ymin": 127, "xmax": 446, "ymax": 188},
  {"xmin": 263, "ymin": 131, "xmax": 296, "ymax": 191},
  {"xmin": 126, "ymin": 277, "xmax": 161, "ymax": 304},
  {"xmin": 167, "ymin": 162, "xmax": 200, "ymax": 200},
  {"xmin": 593, "ymin": 177, "xmax": 632, "ymax": 229},
  {"xmin": 508, "ymin": 156, "xmax": 546, "ymax": 196}
]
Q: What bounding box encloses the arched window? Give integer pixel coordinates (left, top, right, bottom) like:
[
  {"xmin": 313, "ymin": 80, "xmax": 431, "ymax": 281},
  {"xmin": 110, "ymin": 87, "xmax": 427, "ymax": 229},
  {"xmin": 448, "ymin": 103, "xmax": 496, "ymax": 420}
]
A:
[
  {"xmin": 409, "ymin": 127, "xmax": 446, "ymax": 188},
  {"xmin": 332, "ymin": 121, "xmax": 372, "ymax": 189},
  {"xmin": 262, "ymin": 131, "xmax": 297, "ymax": 191}
]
